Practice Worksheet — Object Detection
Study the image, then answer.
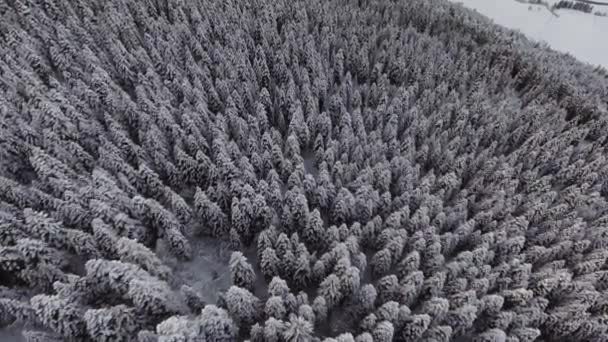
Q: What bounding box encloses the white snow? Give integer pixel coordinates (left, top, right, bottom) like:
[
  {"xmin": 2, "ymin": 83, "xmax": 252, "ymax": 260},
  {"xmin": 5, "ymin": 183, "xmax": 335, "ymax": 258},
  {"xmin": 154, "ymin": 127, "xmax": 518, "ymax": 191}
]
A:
[
  {"xmin": 450, "ymin": 0, "xmax": 608, "ymax": 69},
  {"xmin": 163, "ymin": 237, "xmax": 232, "ymax": 304},
  {"xmin": 0, "ymin": 327, "xmax": 24, "ymax": 342}
]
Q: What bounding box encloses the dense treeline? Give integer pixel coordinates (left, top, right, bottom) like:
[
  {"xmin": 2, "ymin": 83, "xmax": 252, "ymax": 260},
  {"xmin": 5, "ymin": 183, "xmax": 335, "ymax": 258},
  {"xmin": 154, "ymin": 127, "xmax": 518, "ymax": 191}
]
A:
[
  {"xmin": 553, "ymin": 0, "xmax": 594, "ymax": 13},
  {"xmin": 1, "ymin": 0, "xmax": 608, "ymax": 340}
]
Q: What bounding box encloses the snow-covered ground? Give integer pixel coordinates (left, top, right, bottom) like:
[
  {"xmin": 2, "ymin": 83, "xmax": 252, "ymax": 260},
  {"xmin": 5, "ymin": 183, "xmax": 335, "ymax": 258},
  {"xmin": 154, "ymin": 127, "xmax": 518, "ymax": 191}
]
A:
[
  {"xmin": 450, "ymin": 0, "xmax": 608, "ymax": 69},
  {"xmin": 163, "ymin": 237, "xmax": 231, "ymax": 304},
  {"xmin": 0, "ymin": 327, "xmax": 23, "ymax": 342}
]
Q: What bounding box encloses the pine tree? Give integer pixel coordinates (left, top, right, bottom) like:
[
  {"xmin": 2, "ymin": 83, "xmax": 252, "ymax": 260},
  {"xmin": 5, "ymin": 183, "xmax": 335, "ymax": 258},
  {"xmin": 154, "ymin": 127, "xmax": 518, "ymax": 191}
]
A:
[
  {"xmin": 195, "ymin": 305, "xmax": 238, "ymax": 341},
  {"xmin": 265, "ymin": 296, "xmax": 287, "ymax": 320},
  {"xmin": 397, "ymin": 251, "xmax": 421, "ymax": 279},
  {"xmin": 261, "ymin": 247, "xmax": 280, "ymax": 281},
  {"xmin": 132, "ymin": 197, "xmax": 191, "ymax": 260},
  {"xmin": 84, "ymin": 305, "xmax": 140, "ymax": 342},
  {"xmin": 371, "ymin": 248, "xmax": 392, "ymax": 277},
  {"xmin": 331, "ymin": 188, "xmax": 354, "ymax": 224},
  {"xmin": 225, "ymin": 286, "xmax": 261, "ymax": 326},
  {"xmin": 194, "ymin": 187, "xmax": 228, "ymax": 237},
  {"xmin": 229, "ymin": 251, "xmax": 256, "ymax": 292},
  {"xmin": 360, "ymin": 313, "xmax": 378, "ymax": 332},
  {"xmin": 30, "ymin": 294, "xmax": 87, "ymax": 339},
  {"xmin": 372, "ymin": 321, "xmax": 394, "ymax": 342},
  {"xmin": 421, "ymin": 325, "xmax": 453, "ymax": 342},
  {"xmin": 509, "ymin": 327, "xmax": 541, "ymax": 342},
  {"xmin": 1, "ymin": 0, "xmax": 607, "ymax": 340},
  {"xmin": 116, "ymin": 237, "xmax": 171, "ymax": 280},
  {"xmin": 23, "ymin": 208, "xmax": 100, "ymax": 259},
  {"xmin": 293, "ymin": 253, "xmax": 312, "ymax": 288},
  {"xmin": 163, "ymin": 225, "xmax": 193, "ymax": 260},
  {"xmin": 257, "ymin": 227, "xmax": 277, "ymax": 261},
  {"xmin": 84, "ymin": 259, "xmax": 149, "ymax": 298},
  {"xmin": 351, "ymin": 284, "xmax": 377, "ymax": 319},
  {"xmin": 294, "ymin": 302, "xmax": 313, "ymax": 322},
  {"xmin": 473, "ymin": 328, "xmax": 507, "ymax": 342},
  {"xmin": 128, "ymin": 276, "xmax": 182, "ymax": 317},
  {"xmin": 137, "ymin": 163, "xmax": 165, "ymax": 199},
  {"xmin": 264, "ymin": 317, "xmax": 287, "ymax": 342},
  {"xmin": 166, "ymin": 187, "xmax": 192, "ymax": 224},
  {"xmin": 279, "ymin": 249, "xmax": 297, "ymax": 281},
  {"xmin": 319, "ymin": 274, "xmax": 343, "ymax": 308},
  {"xmin": 312, "ymin": 296, "xmax": 328, "ymax": 323},
  {"xmin": 231, "ymin": 197, "xmax": 254, "ymax": 245},
  {"xmin": 444, "ymin": 304, "xmax": 478, "ymax": 336},
  {"xmin": 268, "ymin": 277, "xmax": 291, "ymax": 298},
  {"xmin": 283, "ymin": 315, "xmax": 313, "ymax": 342},
  {"xmin": 252, "ymin": 193, "xmax": 272, "ymax": 234},
  {"xmin": 0, "ymin": 298, "xmax": 37, "ymax": 327},
  {"xmin": 91, "ymin": 218, "xmax": 118, "ymax": 258},
  {"xmin": 304, "ymin": 209, "xmax": 326, "ymax": 251},
  {"xmin": 420, "ymin": 297, "xmax": 450, "ymax": 324},
  {"xmin": 354, "ymin": 332, "xmax": 374, "ymax": 342},
  {"xmin": 376, "ymin": 275, "xmax": 400, "ymax": 303},
  {"xmin": 275, "ymin": 233, "xmax": 291, "ymax": 259},
  {"xmin": 376, "ymin": 301, "xmax": 399, "ymax": 323},
  {"xmin": 340, "ymin": 266, "xmax": 361, "ymax": 298},
  {"xmin": 400, "ymin": 314, "xmax": 432, "ymax": 342}
]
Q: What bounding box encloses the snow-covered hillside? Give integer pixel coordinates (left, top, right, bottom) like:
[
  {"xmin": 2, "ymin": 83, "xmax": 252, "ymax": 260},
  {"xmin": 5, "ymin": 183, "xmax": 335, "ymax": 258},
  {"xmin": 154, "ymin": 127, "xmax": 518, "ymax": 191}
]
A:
[{"xmin": 451, "ymin": 0, "xmax": 608, "ymax": 69}]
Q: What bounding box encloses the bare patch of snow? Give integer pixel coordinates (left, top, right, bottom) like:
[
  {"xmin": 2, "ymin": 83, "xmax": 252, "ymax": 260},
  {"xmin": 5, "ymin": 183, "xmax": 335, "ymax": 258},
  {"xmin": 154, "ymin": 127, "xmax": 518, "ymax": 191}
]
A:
[
  {"xmin": 163, "ymin": 237, "xmax": 232, "ymax": 304},
  {"xmin": 0, "ymin": 327, "xmax": 24, "ymax": 342},
  {"xmin": 242, "ymin": 246, "xmax": 269, "ymax": 298},
  {"xmin": 302, "ymin": 150, "xmax": 319, "ymax": 179}
]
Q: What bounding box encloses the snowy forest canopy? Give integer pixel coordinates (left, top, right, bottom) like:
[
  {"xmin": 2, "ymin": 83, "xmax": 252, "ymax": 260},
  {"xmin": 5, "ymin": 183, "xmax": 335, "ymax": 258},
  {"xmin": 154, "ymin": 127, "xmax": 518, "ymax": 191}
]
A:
[{"xmin": 1, "ymin": 0, "xmax": 608, "ymax": 341}]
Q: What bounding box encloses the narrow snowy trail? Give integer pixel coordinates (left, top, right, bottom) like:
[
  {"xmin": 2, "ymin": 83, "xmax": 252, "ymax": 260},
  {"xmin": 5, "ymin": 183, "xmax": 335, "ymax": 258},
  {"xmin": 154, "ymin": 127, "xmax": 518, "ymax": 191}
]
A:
[{"xmin": 451, "ymin": 0, "xmax": 608, "ymax": 69}]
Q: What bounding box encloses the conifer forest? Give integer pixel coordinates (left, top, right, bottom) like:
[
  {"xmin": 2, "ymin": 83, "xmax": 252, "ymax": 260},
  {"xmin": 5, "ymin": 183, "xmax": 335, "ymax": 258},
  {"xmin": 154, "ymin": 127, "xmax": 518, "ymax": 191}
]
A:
[{"xmin": 1, "ymin": 0, "xmax": 608, "ymax": 340}]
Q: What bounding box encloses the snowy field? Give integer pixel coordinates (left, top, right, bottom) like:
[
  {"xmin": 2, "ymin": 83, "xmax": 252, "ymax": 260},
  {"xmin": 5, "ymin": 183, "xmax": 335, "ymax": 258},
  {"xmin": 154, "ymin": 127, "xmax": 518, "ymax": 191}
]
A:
[{"xmin": 451, "ymin": 0, "xmax": 608, "ymax": 69}]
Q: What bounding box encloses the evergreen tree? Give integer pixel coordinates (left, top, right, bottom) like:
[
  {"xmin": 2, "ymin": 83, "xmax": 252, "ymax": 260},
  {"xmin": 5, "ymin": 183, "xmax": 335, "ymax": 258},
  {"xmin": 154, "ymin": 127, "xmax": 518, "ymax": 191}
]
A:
[
  {"xmin": 198, "ymin": 305, "xmax": 238, "ymax": 341},
  {"xmin": 371, "ymin": 248, "xmax": 393, "ymax": 277},
  {"xmin": 372, "ymin": 321, "xmax": 394, "ymax": 342},
  {"xmin": 116, "ymin": 237, "xmax": 171, "ymax": 280},
  {"xmin": 230, "ymin": 251, "xmax": 256, "ymax": 292},
  {"xmin": 225, "ymin": 286, "xmax": 261, "ymax": 326},
  {"xmin": 400, "ymin": 314, "xmax": 432, "ymax": 342},
  {"xmin": 319, "ymin": 274, "xmax": 343, "ymax": 308},
  {"xmin": 30, "ymin": 294, "xmax": 87, "ymax": 339},
  {"xmin": 264, "ymin": 317, "xmax": 286, "ymax": 342},
  {"xmin": 0, "ymin": 298, "xmax": 37, "ymax": 327},
  {"xmin": 283, "ymin": 315, "xmax": 313, "ymax": 342},
  {"xmin": 312, "ymin": 296, "xmax": 328, "ymax": 323},
  {"xmin": 444, "ymin": 305, "xmax": 478, "ymax": 337},
  {"xmin": 194, "ymin": 187, "xmax": 228, "ymax": 237},
  {"xmin": 261, "ymin": 247, "xmax": 280, "ymax": 281},
  {"xmin": 128, "ymin": 276, "xmax": 182, "ymax": 317},
  {"xmin": 23, "ymin": 208, "xmax": 100, "ymax": 259},
  {"xmin": 473, "ymin": 329, "xmax": 507, "ymax": 342},
  {"xmin": 0, "ymin": 0, "xmax": 607, "ymax": 340},
  {"xmin": 84, "ymin": 305, "xmax": 140, "ymax": 342},
  {"xmin": 265, "ymin": 296, "xmax": 287, "ymax": 320}
]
